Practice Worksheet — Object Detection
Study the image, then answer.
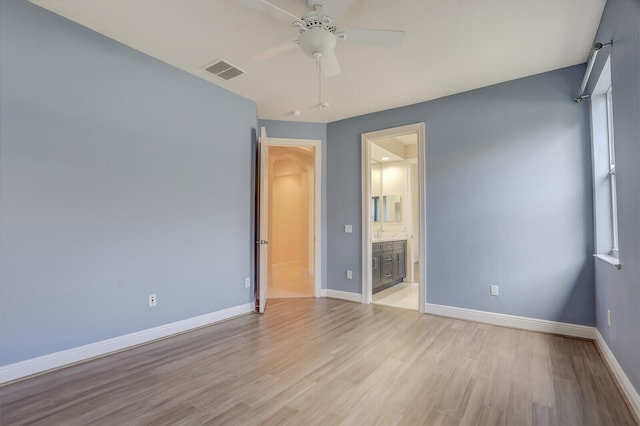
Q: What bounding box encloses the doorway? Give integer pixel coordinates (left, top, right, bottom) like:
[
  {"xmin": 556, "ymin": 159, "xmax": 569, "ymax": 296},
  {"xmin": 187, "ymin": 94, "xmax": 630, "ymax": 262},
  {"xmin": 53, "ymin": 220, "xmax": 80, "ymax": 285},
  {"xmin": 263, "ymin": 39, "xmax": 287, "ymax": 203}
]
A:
[
  {"xmin": 259, "ymin": 136, "xmax": 322, "ymax": 305},
  {"xmin": 268, "ymin": 145, "xmax": 315, "ymax": 298},
  {"xmin": 361, "ymin": 123, "xmax": 426, "ymax": 313}
]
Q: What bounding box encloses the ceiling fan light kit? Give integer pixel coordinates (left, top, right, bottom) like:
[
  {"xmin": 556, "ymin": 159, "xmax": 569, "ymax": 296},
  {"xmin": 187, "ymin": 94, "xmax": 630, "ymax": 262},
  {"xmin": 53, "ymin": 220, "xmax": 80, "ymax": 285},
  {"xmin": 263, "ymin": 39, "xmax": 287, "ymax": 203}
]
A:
[{"xmin": 298, "ymin": 27, "xmax": 336, "ymax": 60}]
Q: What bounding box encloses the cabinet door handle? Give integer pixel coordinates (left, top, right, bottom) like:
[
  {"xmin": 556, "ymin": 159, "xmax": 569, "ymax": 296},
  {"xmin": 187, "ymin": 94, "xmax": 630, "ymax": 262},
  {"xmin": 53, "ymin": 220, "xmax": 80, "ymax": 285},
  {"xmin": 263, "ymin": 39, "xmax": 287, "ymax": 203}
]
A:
[
  {"xmin": 385, "ymin": 274, "xmax": 392, "ymax": 278},
  {"xmin": 373, "ymin": 258, "xmax": 378, "ymax": 269}
]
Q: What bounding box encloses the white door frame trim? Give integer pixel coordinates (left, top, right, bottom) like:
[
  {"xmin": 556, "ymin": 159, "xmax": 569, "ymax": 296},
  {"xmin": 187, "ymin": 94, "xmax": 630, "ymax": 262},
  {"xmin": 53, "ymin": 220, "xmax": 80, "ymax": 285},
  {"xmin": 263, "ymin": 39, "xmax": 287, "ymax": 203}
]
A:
[
  {"xmin": 268, "ymin": 137, "xmax": 322, "ymax": 298},
  {"xmin": 361, "ymin": 123, "xmax": 426, "ymax": 313}
]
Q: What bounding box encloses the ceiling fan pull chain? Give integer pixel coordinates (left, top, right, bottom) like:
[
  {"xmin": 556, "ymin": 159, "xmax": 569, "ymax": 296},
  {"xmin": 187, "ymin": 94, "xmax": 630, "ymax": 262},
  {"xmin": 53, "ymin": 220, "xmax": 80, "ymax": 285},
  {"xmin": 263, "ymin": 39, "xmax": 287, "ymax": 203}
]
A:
[
  {"xmin": 314, "ymin": 52, "xmax": 329, "ymax": 111},
  {"xmin": 318, "ymin": 55, "xmax": 322, "ymax": 110},
  {"xmin": 315, "ymin": 52, "xmax": 324, "ymax": 111}
]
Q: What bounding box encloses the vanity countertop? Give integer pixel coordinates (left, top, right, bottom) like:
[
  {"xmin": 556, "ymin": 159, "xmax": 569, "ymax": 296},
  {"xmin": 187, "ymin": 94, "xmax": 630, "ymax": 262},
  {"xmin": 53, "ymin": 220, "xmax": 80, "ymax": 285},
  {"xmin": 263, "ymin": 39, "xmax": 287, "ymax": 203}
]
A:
[{"xmin": 372, "ymin": 233, "xmax": 407, "ymax": 243}]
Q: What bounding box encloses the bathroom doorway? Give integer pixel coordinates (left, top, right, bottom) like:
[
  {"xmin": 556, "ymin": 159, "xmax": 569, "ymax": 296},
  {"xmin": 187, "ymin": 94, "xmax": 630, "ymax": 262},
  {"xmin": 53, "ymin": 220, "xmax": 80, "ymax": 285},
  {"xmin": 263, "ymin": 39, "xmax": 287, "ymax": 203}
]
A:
[
  {"xmin": 361, "ymin": 123, "xmax": 426, "ymax": 312},
  {"xmin": 266, "ymin": 138, "xmax": 322, "ymax": 299}
]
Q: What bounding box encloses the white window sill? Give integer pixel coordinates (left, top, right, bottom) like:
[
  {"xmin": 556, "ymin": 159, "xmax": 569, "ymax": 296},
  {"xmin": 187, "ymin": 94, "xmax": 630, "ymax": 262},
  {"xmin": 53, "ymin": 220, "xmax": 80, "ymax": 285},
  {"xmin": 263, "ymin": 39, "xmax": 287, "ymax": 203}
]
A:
[{"xmin": 593, "ymin": 253, "xmax": 621, "ymax": 269}]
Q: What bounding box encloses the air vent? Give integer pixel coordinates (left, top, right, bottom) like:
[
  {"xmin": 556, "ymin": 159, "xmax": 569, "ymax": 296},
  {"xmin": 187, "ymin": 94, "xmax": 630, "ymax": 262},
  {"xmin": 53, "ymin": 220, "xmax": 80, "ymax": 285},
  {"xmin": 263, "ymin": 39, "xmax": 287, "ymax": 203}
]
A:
[{"xmin": 203, "ymin": 59, "xmax": 245, "ymax": 80}]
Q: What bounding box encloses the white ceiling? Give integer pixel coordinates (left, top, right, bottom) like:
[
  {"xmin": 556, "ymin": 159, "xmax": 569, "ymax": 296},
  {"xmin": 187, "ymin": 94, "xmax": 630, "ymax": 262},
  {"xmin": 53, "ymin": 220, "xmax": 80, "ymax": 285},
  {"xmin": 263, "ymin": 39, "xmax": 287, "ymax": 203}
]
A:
[
  {"xmin": 371, "ymin": 144, "xmax": 403, "ymax": 163},
  {"xmin": 371, "ymin": 134, "xmax": 417, "ymax": 162},
  {"xmin": 30, "ymin": 0, "xmax": 606, "ymax": 123}
]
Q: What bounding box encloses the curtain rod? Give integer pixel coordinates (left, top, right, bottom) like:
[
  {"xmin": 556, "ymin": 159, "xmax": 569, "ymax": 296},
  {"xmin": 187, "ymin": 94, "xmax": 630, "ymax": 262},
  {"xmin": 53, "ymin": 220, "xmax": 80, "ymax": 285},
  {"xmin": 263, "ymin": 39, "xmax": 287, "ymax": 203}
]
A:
[{"xmin": 575, "ymin": 41, "xmax": 613, "ymax": 103}]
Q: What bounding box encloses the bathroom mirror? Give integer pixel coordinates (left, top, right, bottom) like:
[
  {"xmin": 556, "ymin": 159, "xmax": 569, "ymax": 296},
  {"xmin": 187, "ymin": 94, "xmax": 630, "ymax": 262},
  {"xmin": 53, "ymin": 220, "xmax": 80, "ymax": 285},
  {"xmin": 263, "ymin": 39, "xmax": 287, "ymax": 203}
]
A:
[
  {"xmin": 383, "ymin": 195, "xmax": 402, "ymax": 222},
  {"xmin": 372, "ymin": 196, "xmax": 381, "ymax": 222}
]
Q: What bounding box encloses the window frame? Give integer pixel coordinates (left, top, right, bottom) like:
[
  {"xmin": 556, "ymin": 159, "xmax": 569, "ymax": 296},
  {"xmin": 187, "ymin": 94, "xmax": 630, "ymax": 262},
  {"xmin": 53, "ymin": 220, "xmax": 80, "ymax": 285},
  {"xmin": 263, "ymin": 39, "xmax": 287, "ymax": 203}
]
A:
[
  {"xmin": 590, "ymin": 56, "xmax": 620, "ymax": 268},
  {"xmin": 605, "ymin": 86, "xmax": 619, "ymax": 257}
]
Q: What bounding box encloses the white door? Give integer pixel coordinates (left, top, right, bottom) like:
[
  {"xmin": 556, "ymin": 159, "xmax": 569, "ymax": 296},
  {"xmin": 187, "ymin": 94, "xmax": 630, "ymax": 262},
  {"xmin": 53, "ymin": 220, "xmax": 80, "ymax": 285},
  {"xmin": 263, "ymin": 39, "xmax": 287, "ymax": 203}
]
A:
[{"xmin": 257, "ymin": 127, "xmax": 270, "ymax": 313}]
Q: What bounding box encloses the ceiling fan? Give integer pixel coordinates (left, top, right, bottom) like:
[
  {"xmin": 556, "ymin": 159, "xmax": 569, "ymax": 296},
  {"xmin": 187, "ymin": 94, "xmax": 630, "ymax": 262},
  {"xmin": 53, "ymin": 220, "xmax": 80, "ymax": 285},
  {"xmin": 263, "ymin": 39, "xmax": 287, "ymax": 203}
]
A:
[{"xmin": 240, "ymin": 0, "xmax": 405, "ymax": 79}]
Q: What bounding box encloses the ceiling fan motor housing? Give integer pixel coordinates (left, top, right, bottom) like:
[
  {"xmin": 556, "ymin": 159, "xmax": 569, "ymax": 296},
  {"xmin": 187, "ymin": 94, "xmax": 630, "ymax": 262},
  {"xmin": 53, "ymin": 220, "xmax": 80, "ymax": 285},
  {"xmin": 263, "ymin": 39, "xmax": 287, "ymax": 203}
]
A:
[{"xmin": 300, "ymin": 10, "xmax": 336, "ymax": 32}]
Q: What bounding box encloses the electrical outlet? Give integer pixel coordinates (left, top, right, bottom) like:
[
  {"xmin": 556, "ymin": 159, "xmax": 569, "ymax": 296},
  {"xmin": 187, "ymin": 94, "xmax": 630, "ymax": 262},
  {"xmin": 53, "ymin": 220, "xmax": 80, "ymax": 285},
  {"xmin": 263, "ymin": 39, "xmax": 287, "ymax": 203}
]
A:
[
  {"xmin": 244, "ymin": 277, "xmax": 251, "ymax": 288},
  {"xmin": 607, "ymin": 309, "xmax": 611, "ymax": 326},
  {"xmin": 490, "ymin": 285, "xmax": 499, "ymax": 296},
  {"xmin": 346, "ymin": 270, "xmax": 353, "ymax": 279},
  {"xmin": 148, "ymin": 294, "xmax": 157, "ymax": 307}
]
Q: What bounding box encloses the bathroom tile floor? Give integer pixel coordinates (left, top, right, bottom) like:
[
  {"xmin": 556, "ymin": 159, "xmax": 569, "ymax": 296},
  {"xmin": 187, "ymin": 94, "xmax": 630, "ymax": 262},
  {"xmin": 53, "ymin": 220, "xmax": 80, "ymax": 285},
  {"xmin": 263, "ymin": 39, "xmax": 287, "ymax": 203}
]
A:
[{"xmin": 373, "ymin": 281, "xmax": 419, "ymax": 311}]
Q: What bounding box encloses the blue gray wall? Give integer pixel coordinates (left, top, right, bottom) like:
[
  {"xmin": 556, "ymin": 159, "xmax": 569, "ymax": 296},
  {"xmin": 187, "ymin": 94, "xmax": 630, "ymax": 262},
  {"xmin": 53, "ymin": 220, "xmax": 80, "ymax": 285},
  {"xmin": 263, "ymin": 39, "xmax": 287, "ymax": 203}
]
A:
[
  {"xmin": 258, "ymin": 120, "xmax": 328, "ymax": 290},
  {"xmin": 592, "ymin": 0, "xmax": 640, "ymax": 395},
  {"xmin": 0, "ymin": 1, "xmax": 257, "ymax": 365},
  {"xmin": 3, "ymin": 0, "xmax": 630, "ymax": 379},
  {"xmin": 327, "ymin": 65, "xmax": 595, "ymax": 326}
]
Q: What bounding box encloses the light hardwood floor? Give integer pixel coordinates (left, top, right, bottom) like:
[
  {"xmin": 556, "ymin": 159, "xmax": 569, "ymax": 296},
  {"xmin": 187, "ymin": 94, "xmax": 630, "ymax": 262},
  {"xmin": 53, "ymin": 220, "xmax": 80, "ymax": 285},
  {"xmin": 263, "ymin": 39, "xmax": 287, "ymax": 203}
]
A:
[{"xmin": 1, "ymin": 298, "xmax": 636, "ymax": 425}]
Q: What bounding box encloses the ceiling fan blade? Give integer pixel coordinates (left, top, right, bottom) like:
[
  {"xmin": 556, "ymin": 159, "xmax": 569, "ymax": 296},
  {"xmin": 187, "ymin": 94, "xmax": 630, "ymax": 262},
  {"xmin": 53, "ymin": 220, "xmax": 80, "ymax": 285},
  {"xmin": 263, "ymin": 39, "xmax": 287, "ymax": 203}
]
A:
[
  {"xmin": 321, "ymin": 50, "xmax": 341, "ymax": 78},
  {"xmin": 253, "ymin": 40, "xmax": 298, "ymax": 62},
  {"xmin": 322, "ymin": 0, "xmax": 357, "ymax": 22},
  {"xmin": 237, "ymin": 0, "xmax": 301, "ymax": 24},
  {"xmin": 340, "ymin": 28, "xmax": 405, "ymax": 47}
]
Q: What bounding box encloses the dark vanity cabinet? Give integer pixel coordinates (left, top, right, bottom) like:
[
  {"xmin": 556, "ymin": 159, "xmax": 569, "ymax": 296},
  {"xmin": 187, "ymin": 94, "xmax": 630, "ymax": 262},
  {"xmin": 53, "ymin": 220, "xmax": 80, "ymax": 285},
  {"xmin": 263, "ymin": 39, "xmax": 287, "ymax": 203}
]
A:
[
  {"xmin": 372, "ymin": 242, "xmax": 382, "ymax": 290},
  {"xmin": 381, "ymin": 242, "xmax": 394, "ymax": 286},
  {"xmin": 393, "ymin": 240, "xmax": 406, "ymax": 280},
  {"xmin": 372, "ymin": 240, "xmax": 406, "ymax": 294}
]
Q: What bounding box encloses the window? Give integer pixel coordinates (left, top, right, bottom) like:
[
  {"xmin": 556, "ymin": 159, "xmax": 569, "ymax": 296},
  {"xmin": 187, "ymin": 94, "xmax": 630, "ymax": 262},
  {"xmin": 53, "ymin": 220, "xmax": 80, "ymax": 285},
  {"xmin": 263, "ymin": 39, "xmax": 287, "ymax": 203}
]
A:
[
  {"xmin": 590, "ymin": 56, "xmax": 620, "ymax": 267},
  {"xmin": 605, "ymin": 87, "xmax": 618, "ymax": 256}
]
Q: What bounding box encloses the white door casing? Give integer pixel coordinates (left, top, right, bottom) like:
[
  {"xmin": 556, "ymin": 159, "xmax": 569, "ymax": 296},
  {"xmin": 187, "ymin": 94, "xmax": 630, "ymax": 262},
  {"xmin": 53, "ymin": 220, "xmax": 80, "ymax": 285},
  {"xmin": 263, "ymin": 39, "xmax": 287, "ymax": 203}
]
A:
[
  {"xmin": 257, "ymin": 127, "xmax": 270, "ymax": 313},
  {"xmin": 256, "ymin": 129, "xmax": 323, "ymax": 313},
  {"xmin": 361, "ymin": 123, "xmax": 426, "ymax": 313}
]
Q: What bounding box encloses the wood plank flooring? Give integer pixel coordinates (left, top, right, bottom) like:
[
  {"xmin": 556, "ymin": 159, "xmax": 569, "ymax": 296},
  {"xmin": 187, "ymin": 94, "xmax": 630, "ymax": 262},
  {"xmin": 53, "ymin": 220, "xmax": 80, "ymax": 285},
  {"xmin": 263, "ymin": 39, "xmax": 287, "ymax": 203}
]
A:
[{"xmin": 0, "ymin": 298, "xmax": 636, "ymax": 425}]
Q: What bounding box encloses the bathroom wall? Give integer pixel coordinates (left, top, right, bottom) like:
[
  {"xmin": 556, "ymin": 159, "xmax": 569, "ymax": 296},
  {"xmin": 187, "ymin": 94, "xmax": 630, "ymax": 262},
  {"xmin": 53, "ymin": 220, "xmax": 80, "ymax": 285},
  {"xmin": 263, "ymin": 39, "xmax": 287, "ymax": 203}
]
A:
[{"xmin": 371, "ymin": 162, "xmax": 382, "ymax": 197}]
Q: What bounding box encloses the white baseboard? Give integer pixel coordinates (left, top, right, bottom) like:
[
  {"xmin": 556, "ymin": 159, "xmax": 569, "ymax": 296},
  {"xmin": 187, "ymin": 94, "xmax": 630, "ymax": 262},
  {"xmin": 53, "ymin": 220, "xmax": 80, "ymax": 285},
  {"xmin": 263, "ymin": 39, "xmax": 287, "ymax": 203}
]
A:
[
  {"xmin": 322, "ymin": 289, "xmax": 362, "ymax": 303},
  {"xmin": 424, "ymin": 303, "xmax": 596, "ymax": 339},
  {"xmin": 0, "ymin": 302, "xmax": 255, "ymax": 385},
  {"xmin": 594, "ymin": 330, "xmax": 640, "ymax": 422}
]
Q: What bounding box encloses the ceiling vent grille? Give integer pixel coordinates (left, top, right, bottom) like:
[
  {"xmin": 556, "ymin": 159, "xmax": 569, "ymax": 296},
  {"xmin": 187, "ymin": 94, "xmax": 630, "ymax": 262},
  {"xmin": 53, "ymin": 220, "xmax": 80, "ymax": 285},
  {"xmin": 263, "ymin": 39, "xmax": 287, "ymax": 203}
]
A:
[{"xmin": 203, "ymin": 59, "xmax": 245, "ymax": 80}]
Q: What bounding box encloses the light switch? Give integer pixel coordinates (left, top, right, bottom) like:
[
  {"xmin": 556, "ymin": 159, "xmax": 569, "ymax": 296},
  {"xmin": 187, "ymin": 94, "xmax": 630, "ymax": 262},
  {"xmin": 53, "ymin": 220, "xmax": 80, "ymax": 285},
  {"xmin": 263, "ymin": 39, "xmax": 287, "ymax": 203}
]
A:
[{"xmin": 345, "ymin": 225, "xmax": 352, "ymax": 233}]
